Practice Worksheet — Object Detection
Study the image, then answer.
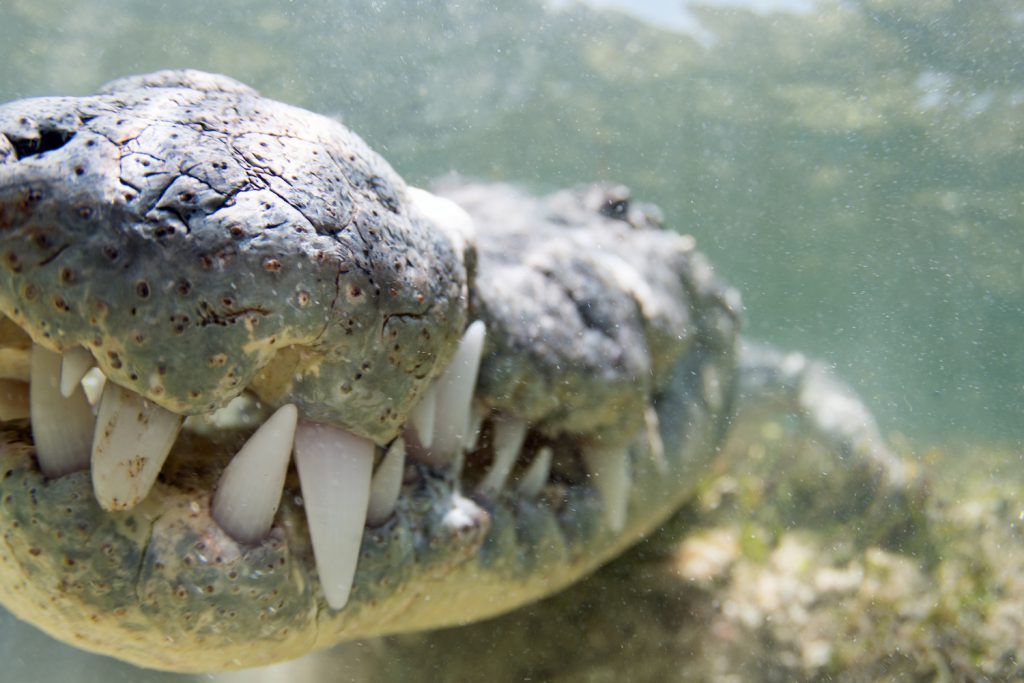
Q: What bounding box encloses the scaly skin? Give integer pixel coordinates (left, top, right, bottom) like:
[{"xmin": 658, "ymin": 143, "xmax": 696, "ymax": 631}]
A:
[
  {"xmin": 0, "ymin": 70, "xmax": 467, "ymax": 443},
  {"xmin": 0, "ymin": 71, "xmax": 901, "ymax": 672}
]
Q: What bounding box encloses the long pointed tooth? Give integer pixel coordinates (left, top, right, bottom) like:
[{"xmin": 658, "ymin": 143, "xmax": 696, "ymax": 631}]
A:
[
  {"xmin": 517, "ymin": 446, "xmax": 552, "ymax": 498},
  {"xmin": 30, "ymin": 345, "xmax": 94, "ymax": 477},
  {"xmin": 581, "ymin": 446, "xmax": 631, "ymax": 532},
  {"xmin": 410, "ymin": 383, "xmax": 437, "ymax": 449},
  {"xmin": 59, "ymin": 347, "xmax": 95, "ymax": 398},
  {"xmin": 431, "ymin": 321, "xmax": 486, "ymax": 461},
  {"xmin": 91, "ymin": 383, "xmax": 183, "ymax": 510},
  {"xmin": 366, "ymin": 438, "xmax": 405, "ymax": 526},
  {"xmin": 644, "ymin": 405, "xmax": 669, "ymax": 474},
  {"xmin": 212, "ymin": 404, "xmax": 298, "ymax": 543},
  {"xmin": 0, "ymin": 379, "xmax": 29, "ymax": 420},
  {"xmin": 464, "ymin": 401, "xmax": 486, "ymax": 452},
  {"xmin": 294, "ymin": 421, "xmax": 374, "ymax": 610},
  {"xmin": 476, "ymin": 415, "xmax": 527, "ymax": 494}
]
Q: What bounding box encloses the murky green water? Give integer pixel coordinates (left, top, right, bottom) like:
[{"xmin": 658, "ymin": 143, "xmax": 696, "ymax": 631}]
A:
[{"xmin": 0, "ymin": 0, "xmax": 1020, "ymax": 680}]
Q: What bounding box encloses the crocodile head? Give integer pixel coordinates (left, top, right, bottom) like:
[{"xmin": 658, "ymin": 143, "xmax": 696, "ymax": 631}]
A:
[{"xmin": 0, "ymin": 71, "xmax": 740, "ymax": 672}]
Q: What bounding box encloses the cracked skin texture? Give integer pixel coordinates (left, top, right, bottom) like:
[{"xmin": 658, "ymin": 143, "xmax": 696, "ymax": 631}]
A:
[
  {"xmin": 0, "ymin": 70, "xmax": 467, "ymax": 443},
  {"xmin": 0, "ymin": 71, "xmax": 743, "ymax": 671}
]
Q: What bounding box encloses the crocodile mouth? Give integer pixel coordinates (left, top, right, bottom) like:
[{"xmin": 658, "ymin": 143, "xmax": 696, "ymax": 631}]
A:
[
  {"xmin": 2, "ymin": 308, "xmax": 655, "ymax": 599},
  {"xmin": 0, "ymin": 309, "xmax": 730, "ymax": 672},
  {"xmin": 3, "ymin": 317, "xmax": 505, "ymax": 607}
]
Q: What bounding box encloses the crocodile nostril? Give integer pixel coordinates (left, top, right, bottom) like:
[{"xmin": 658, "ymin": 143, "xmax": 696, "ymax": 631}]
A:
[{"xmin": 7, "ymin": 128, "xmax": 76, "ymax": 160}]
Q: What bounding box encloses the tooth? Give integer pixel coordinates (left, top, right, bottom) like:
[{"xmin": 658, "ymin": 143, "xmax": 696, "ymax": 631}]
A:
[
  {"xmin": 517, "ymin": 446, "xmax": 552, "ymax": 498},
  {"xmin": 581, "ymin": 446, "xmax": 631, "ymax": 532},
  {"xmin": 80, "ymin": 367, "xmax": 106, "ymax": 406},
  {"xmin": 366, "ymin": 438, "xmax": 405, "ymax": 526},
  {"xmin": 410, "ymin": 383, "xmax": 437, "ymax": 449},
  {"xmin": 0, "ymin": 379, "xmax": 29, "ymax": 420},
  {"xmin": 59, "ymin": 347, "xmax": 95, "ymax": 398},
  {"xmin": 293, "ymin": 420, "xmax": 374, "ymax": 610},
  {"xmin": 431, "ymin": 321, "xmax": 486, "ymax": 460},
  {"xmin": 476, "ymin": 415, "xmax": 527, "ymax": 494},
  {"xmin": 91, "ymin": 383, "xmax": 183, "ymax": 510},
  {"xmin": 644, "ymin": 405, "xmax": 669, "ymax": 474},
  {"xmin": 186, "ymin": 393, "xmax": 272, "ymax": 435},
  {"xmin": 212, "ymin": 404, "xmax": 298, "ymax": 543},
  {"xmin": 464, "ymin": 402, "xmax": 486, "ymax": 452},
  {"xmin": 30, "ymin": 345, "xmax": 94, "ymax": 477}
]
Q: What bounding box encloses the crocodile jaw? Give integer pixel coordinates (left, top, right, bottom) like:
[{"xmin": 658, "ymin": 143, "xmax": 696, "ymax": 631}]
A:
[{"xmin": 0, "ymin": 341, "xmax": 733, "ymax": 672}]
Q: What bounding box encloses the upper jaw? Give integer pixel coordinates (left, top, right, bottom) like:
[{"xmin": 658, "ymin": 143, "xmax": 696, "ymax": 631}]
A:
[{"xmin": 0, "ymin": 72, "xmax": 469, "ymax": 444}]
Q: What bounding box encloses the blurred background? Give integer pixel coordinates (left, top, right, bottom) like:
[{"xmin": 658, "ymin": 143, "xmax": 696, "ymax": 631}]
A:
[{"xmin": 0, "ymin": 0, "xmax": 1021, "ymax": 679}]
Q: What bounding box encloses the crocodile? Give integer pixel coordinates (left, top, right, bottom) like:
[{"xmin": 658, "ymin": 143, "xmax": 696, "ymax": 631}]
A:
[{"xmin": 0, "ymin": 70, "xmax": 910, "ymax": 673}]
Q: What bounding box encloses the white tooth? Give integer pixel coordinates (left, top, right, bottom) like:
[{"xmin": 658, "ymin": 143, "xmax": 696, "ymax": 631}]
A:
[
  {"xmin": 81, "ymin": 367, "xmax": 106, "ymax": 406},
  {"xmin": 0, "ymin": 379, "xmax": 29, "ymax": 420},
  {"xmin": 294, "ymin": 420, "xmax": 374, "ymax": 610},
  {"xmin": 185, "ymin": 393, "xmax": 272, "ymax": 435},
  {"xmin": 59, "ymin": 347, "xmax": 95, "ymax": 398},
  {"xmin": 431, "ymin": 321, "xmax": 486, "ymax": 460},
  {"xmin": 464, "ymin": 402, "xmax": 486, "ymax": 452},
  {"xmin": 366, "ymin": 438, "xmax": 405, "ymax": 526},
  {"xmin": 212, "ymin": 404, "xmax": 298, "ymax": 543},
  {"xmin": 476, "ymin": 415, "xmax": 527, "ymax": 495},
  {"xmin": 91, "ymin": 383, "xmax": 183, "ymax": 510},
  {"xmin": 644, "ymin": 405, "xmax": 668, "ymax": 474},
  {"xmin": 581, "ymin": 446, "xmax": 631, "ymax": 533},
  {"xmin": 410, "ymin": 383, "xmax": 437, "ymax": 449},
  {"xmin": 30, "ymin": 345, "xmax": 94, "ymax": 477},
  {"xmin": 517, "ymin": 446, "xmax": 552, "ymax": 499}
]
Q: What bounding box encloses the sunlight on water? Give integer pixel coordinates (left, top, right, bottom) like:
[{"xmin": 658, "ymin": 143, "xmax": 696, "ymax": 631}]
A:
[{"xmin": 548, "ymin": 0, "xmax": 815, "ymax": 44}]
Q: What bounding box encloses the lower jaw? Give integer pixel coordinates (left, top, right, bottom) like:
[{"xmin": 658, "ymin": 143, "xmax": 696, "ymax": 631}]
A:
[{"xmin": 0, "ymin": 348, "xmax": 730, "ymax": 673}]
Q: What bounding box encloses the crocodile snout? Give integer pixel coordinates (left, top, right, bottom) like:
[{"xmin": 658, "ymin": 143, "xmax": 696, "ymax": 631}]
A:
[{"xmin": 0, "ymin": 72, "xmax": 468, "ymax": 443}]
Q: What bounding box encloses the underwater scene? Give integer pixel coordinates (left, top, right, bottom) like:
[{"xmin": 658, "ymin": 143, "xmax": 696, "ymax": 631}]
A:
[{"xmin": 0, "ymin": 0, "xmax": 1020, "ymax": 680}]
